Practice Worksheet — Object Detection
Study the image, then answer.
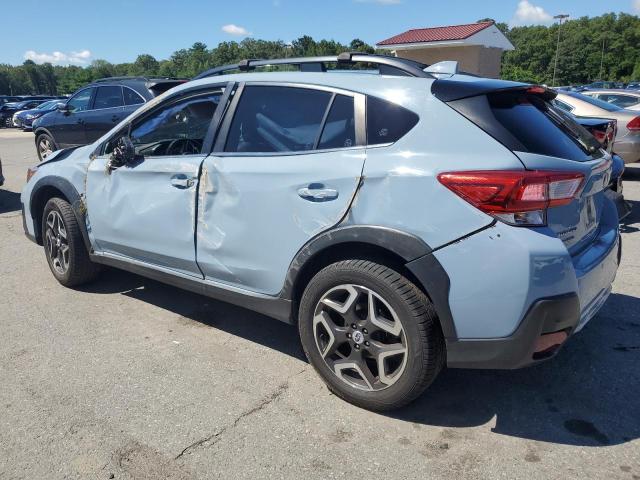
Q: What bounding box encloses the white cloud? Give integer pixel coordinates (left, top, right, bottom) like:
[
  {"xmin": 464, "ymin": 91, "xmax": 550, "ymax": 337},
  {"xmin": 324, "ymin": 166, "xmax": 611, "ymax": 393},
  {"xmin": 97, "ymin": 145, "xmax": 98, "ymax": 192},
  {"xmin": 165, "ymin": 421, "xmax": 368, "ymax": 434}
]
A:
[
  {"xmin": 23, "ymin": 49, "xmax": 92, "ymax": 65},
  {"xmin": 221, "ymin": 24, "xmax": 251, "ymax": 36},
  {"xmin": 633, "ymin": 0, "xmax": 640, "ymax": 13},
  {"xmin": 510, "ymin": 0, "xmax": 553, "ymax": 27},
  {"xmin": 355, "ymin": 0, "xmax": 401, "ymax": 4}
]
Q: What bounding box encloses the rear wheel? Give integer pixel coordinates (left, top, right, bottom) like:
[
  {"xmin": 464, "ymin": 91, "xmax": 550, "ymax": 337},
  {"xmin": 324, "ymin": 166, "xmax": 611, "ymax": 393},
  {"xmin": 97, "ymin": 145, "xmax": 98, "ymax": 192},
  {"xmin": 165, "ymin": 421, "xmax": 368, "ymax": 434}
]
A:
[
  {"xmin": 299, "ymin": 260, "xmax": 445, "ymax": 411},
  {"xmin": 42, "ymin": 197, "xmax": 100, "ymax": 287},
  {"xmin": 36, "ymin": 133, "xmax": 56, "ymax": 161}
]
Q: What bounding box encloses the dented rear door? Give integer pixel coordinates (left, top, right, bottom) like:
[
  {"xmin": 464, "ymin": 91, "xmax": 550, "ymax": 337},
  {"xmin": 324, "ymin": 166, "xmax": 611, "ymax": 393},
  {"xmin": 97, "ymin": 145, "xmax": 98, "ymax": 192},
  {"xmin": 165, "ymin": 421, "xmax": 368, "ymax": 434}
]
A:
[{"xmin": 195, "ymin": 83, "xmax": 366, "ymax": 295}]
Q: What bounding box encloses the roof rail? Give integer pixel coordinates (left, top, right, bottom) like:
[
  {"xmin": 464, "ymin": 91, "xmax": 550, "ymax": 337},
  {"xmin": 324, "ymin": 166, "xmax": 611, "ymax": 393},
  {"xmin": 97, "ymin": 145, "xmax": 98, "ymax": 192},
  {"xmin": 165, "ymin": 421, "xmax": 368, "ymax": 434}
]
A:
[{"xmin": 193, "ymin": 53, "xmax": 434, "ymax": 80}]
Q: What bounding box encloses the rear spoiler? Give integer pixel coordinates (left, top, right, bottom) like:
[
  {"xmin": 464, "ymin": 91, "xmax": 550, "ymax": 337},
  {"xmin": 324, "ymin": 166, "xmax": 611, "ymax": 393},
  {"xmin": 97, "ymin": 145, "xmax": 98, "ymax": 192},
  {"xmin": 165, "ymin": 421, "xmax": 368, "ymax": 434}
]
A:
[
  {"xmin": 146, "ymin": 79, "xmax": 188, "ymax": 93},
  {"xmin": 432, "ymin": 78, "xmax": 557, "ymax": 102}
]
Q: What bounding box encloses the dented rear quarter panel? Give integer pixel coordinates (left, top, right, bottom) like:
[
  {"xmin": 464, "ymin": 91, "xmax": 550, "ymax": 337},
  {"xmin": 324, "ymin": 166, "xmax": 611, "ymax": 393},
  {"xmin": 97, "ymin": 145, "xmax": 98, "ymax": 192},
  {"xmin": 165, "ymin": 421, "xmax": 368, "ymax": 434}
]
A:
[{"xmin": 348, "ymin": 88, "xmax": 525, "ymax": 249}]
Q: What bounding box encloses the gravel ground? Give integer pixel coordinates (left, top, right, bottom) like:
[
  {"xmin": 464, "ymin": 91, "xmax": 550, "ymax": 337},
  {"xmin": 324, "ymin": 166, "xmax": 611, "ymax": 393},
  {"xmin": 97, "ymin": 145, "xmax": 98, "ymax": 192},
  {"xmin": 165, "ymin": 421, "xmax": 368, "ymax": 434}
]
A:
[{"xmin": 1, "ymin": 129, "xmax": 639, "ymax": 480}]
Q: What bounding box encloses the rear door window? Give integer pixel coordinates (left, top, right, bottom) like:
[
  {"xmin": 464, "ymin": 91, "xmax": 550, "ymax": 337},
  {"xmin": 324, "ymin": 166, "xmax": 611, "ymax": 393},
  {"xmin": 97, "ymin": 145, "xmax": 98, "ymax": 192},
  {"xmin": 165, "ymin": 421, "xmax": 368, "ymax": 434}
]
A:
[
  {"xmin": 225, "ymin": 86, "xmax": 332, "ymax": 153},
  {"xmin": 94, "ymin": 86, "xmax": 124, "ymax": 110},
  {"xmin": 124, "ymin": 87, "xmax": 145, "ymax": 106},
  {"xmin": 318, "ymin": 95, "xmax": 355, "ymax": 149},
  {"xmin": 366, "ymin": 95, "xmax": 418, "ymax": 145}
]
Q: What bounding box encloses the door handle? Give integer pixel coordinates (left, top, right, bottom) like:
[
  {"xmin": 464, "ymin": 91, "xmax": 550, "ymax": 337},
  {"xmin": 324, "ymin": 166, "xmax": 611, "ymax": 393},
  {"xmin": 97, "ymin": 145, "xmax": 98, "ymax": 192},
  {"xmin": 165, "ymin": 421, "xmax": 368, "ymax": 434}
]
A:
[
  {"xmin": 297, "ymin": 183, "xmax": 339, "ymax": 202},
  {"xmin": 111, "ymin": 115, "xmax": 120, "ymax": 122},
  {"xmin": 77, "ymin": 118, "xmax": 84, "ymax": 125},
  {"xmin": 170, "ymin": 174, "xmax": 195, "ymax": 189}
]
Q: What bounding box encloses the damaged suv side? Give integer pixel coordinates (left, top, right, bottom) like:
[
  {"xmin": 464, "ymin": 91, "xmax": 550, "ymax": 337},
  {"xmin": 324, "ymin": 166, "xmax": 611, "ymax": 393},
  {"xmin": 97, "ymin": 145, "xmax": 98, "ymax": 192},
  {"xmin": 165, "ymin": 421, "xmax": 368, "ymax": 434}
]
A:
[{"xmin": 22, "ymin": 54, "xmax": 620, "ymax": 411}]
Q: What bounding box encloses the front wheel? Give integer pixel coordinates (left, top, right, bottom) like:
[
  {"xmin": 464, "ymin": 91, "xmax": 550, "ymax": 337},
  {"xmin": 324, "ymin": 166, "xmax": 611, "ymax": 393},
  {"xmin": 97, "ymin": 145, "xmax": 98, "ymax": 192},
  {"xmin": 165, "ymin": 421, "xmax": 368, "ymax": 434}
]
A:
[
  {"xmin": 298, "ymin": 260, "xmax": 445, "ymax": 411},
  {"xmin": 42, "ymin": 197, "xmax": 101, "ymax": 287}
]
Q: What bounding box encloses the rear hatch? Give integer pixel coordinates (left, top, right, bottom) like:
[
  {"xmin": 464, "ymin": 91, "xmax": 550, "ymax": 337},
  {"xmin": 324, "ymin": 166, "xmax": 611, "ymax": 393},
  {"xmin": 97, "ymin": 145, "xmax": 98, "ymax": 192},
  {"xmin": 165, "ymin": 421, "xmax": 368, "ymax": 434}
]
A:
[
  {"xmin": 146, "ymin": 78, "xmax": 188, "ymax": 97},
  {"xmin": 433, "ymin": 79, "xmax": 612, "ymax": 255}
]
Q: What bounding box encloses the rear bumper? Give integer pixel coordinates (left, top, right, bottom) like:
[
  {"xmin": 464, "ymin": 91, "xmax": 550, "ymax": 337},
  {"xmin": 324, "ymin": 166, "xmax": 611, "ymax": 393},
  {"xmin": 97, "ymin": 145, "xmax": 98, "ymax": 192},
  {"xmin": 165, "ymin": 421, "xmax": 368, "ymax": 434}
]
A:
[
  {"xmin": 408, "ymin": 199, "xmax": 620, "ymax": 370},
  {"xmin": 445, "ymin": 293, "xmax": 580, "ymax": 369}
]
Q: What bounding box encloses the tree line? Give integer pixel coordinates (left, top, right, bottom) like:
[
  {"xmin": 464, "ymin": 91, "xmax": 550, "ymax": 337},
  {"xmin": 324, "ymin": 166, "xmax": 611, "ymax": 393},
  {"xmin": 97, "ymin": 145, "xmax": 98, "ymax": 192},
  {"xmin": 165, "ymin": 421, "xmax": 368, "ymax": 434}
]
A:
[{"xmin": 1, "ymin": 12, "xmax": 639, "ymax": 95}]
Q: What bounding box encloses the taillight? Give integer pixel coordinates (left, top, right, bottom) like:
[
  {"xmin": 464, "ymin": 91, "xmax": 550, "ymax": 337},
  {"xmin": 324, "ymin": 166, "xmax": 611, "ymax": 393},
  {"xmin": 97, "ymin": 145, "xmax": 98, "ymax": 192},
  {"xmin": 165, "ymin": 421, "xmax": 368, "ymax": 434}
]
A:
[
  {"xmin": 628, "ymin": 116, "xmax": 640, "ymax": 132},
  {"xmin": 437, "ymin": 170, "xmax": 585, "ymax": 226}
]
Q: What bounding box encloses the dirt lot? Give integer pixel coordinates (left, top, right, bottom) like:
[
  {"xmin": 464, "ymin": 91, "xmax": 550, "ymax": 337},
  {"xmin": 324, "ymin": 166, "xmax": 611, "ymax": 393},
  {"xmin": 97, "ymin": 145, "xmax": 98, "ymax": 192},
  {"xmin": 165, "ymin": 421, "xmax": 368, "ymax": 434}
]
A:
[{"xmin": 1, "ymin": 129, "xmax": 639, "ymax": 479}]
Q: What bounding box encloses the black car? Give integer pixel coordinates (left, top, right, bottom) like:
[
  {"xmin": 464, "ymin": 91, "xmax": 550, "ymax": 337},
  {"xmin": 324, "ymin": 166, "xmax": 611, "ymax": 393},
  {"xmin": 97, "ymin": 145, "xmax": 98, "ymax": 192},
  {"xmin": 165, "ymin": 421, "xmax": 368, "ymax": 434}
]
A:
[
  {"xmin": 32, "ymin": 76, "xmax": 186, "ymax": 160},
  {"xmin": 0, "ymin": 99, "xmax": 49, "ymax": 127}
]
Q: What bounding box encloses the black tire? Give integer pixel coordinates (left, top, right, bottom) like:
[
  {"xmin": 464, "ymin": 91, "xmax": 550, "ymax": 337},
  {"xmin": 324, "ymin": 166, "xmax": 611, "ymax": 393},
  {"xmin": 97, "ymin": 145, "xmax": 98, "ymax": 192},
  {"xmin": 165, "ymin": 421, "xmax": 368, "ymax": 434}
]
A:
[
  {"xmin": 42, "ymin": 197, "xmax": 101, "ymax": 287},
  {"xmin": 298, "ymin": 260, "xmax": 445, "ymax": 411},
  {"xmin": 36, "ymin": 133, "xmax": 57, "ymax": 162}
]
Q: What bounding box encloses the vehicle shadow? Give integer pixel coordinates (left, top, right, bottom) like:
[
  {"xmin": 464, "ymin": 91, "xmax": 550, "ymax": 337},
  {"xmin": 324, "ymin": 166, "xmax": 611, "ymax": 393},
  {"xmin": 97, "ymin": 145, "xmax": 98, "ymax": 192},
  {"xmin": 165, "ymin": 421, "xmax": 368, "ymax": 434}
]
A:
[
  {"xmin": 389, "ymin": 292, "xmax": 640, "ymax": 447},
  {"xmin": 78, "ymin": 268, "xmax": 306, "ymax": 361},
  {"xmin": 0, "ymin": 189, "xmax": 21, "ymax": 214},
  {"xmin": 79, "ymin": 269, "xmax": 640, "ymax": 447}
]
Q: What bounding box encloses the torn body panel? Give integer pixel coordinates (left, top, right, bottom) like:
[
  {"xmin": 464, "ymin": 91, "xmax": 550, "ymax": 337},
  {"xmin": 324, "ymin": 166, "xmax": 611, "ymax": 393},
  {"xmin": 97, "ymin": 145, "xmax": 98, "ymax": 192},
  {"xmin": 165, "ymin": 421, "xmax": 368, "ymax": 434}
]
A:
[
  {"xmin": 348, "ymin": 94, "xmax": 525, "ymax": 249},
  {"xmin": 196, "ymin": 149, "xmax": 366, "ymax": 295}
]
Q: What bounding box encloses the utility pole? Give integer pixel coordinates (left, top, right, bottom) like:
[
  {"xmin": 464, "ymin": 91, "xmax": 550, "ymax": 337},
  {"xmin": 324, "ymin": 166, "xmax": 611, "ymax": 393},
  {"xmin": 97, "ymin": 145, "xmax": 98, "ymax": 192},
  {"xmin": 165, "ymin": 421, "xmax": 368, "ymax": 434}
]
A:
[
  {"xmin": 552, "ymin": 14, "xmax": 570, "ymax": 87},
  {"xmin": 599, "ymin": 36, "xmax": 606, "ymax": 80}
]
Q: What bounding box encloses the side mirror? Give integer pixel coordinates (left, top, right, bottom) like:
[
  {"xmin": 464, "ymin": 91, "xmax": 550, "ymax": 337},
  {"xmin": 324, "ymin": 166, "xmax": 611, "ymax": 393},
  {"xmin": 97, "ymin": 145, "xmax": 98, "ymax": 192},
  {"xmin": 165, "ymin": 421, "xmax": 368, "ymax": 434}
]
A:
[
  {"xmin": 57, "ymin": 103, "xmax": 70, "ymax": 114},
  {"xmin": 108, "ymin": 136, "xmax": 136, "ymax": 169}
]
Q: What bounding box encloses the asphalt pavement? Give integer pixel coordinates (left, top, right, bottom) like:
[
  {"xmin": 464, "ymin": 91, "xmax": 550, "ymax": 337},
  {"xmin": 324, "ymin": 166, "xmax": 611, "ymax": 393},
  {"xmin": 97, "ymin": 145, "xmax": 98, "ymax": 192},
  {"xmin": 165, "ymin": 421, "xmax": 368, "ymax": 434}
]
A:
[{"xmin": 1, "ymin": 129, "xmax": 639, "ymax": 479}]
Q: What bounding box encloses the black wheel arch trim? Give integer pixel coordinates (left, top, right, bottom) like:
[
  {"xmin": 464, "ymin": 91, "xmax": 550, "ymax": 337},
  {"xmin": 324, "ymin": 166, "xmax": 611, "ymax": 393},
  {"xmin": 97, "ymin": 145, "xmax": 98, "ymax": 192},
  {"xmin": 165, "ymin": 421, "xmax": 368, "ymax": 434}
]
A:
[
  {"xmin": 29, "ymin": 176, "xmax": 92, "ymax": 253},
  {"xmin": 280, "ymin": 225, "xmax": 432, "ymax": 298},
  {"xmin": 280, "ymin": 224, "xmax": 457, "ymax": 339}
]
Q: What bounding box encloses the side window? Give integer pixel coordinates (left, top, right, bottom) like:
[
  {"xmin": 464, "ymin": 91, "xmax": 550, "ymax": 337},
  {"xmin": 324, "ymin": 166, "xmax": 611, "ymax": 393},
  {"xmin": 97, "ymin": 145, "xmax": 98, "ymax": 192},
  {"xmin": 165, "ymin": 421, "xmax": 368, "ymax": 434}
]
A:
[
  {"xmin": 128, "ymin": 91, "xmax": 222, "ymax": 157},
  {"xmin": 67, "ymin": 88, "xmax": 93, "ymax": 112},
  {"xmin": 124, "ymin": 87, "xmax": 145, "ymax": 106},
  {"xmin": 367, "ymin": 95, "xmax": 419, "ymax": 145},
  {"xmin": 318, "ymin": 95, "xmax": 355, "ymax": 149},
  {"xmin": 603, "ymin": 94, "xmax": 638, "ymax": 108},
  {"xmin": 552, "ymin": 99, "xmax": 574, "ymax": 113},
  {"xmin": 225, "ymin": 86, "xmax": 332, "ymax": 153},
  {"xmin": 94, "ymin": 86, "xmax": 124, "ymax": 110}
]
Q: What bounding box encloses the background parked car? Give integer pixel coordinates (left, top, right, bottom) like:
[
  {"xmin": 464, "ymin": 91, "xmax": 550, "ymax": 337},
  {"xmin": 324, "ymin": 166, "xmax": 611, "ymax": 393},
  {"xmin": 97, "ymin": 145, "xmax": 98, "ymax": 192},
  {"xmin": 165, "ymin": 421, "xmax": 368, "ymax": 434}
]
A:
[
  {"xmin": 573, "ymin": 115, "xmax": 617, "ymax": 154},
  {"xmin": 12, "ymin": 100, "xmax": 64, "ymax": 130},
  {"xmin": 626, "ymin": 82, "xmax": 640, "ymax": 90},
  {"xmin": 553, "ymin": 91, "xmax": 640, "ymax": 164},
  {"xmin": 581, "ymin": 89, "xmax": 640, "ymax": 111},
  {"xmin": 0, "ymin": 95, "xmax": 22, "ymax": 106},
  {"xmin": 32, "ymin": 76, "xmax": 186, "ymax": 160},
  {"xmin": 0, "ymin": 99, "xmax": 49, "ymax": 128},
  {"xmin": 583, "ymin": 81, "xmax": 625, "ymax": 90}
]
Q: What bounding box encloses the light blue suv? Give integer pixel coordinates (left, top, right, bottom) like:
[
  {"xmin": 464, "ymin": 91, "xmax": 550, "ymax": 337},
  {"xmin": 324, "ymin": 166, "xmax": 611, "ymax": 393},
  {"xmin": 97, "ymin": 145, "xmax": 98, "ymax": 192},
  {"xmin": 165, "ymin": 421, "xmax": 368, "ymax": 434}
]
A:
[{"xmin": 21, "ymin": 54, "xmax": 620, "ymax": 410}]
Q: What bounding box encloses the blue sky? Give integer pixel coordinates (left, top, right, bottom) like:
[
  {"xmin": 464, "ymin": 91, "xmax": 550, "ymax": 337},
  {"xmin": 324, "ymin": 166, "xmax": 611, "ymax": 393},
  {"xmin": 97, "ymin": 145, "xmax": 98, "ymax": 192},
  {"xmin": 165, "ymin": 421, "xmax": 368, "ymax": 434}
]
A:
[{"xmin": 5, "ymin": 0, "xmax": 639, "ymax": 66}]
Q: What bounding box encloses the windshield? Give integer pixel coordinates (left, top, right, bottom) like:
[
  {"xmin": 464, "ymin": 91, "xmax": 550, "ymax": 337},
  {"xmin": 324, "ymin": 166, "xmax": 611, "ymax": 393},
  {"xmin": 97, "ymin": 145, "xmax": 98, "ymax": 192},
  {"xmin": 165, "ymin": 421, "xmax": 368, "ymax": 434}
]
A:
[
  {"xmin": 567, "ymin": 92, "xmax": 622, "ymax": 112},
  {"xmin": 36, "ymin": 101, "xmax": 56, "ymax": 110}
]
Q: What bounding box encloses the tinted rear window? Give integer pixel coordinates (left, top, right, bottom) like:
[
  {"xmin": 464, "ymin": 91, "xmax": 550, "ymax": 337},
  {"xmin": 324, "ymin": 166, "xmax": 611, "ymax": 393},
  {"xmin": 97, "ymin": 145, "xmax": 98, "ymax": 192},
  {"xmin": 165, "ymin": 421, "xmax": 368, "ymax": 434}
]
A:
[
  {"xmin": 488, "ymin": 92, "xmax": 601, "ymax": 161},
  {"xmin": 367, "ymin": 96, "xmax": 418, "ymax": 145}
]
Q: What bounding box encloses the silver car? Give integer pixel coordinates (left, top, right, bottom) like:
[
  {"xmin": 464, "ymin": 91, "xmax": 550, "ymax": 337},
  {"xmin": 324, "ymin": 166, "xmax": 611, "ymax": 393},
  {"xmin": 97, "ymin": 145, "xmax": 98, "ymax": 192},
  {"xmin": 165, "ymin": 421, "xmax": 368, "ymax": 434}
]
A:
[
  {"xmin": 581, "ymin": 89, "xmax": 640, "ymax": 111},
  {"xmin": 554, "ymin": 91, "xmax": 640, "ymax": 164}
]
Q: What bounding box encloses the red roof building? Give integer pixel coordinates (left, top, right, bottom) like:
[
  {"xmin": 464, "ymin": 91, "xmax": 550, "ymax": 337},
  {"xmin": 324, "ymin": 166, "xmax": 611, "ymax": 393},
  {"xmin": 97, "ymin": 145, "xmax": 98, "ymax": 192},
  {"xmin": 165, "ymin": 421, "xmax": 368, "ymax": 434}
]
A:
[{"xmin": 377, "ymin": 22, "xmax": 514, "ymax": 78}]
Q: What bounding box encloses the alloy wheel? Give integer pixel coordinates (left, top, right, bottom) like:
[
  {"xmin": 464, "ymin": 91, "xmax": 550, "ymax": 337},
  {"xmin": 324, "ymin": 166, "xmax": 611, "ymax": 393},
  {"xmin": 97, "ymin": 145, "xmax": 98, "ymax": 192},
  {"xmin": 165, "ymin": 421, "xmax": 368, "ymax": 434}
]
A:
[
  {"xmin": 39, "ymin": 138, "xmax": 53, "ymax": 159},
  {"xmin": 45, "ymin": 210, "xmax": 69, "ymax": 275},
  {"xmin": 313, "ymin": 284, "xmax": 408, "ymax": 391}
]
